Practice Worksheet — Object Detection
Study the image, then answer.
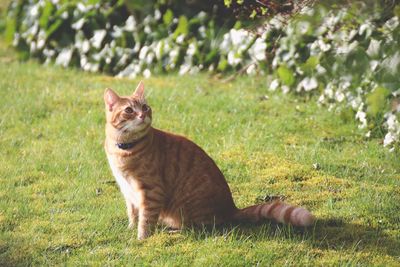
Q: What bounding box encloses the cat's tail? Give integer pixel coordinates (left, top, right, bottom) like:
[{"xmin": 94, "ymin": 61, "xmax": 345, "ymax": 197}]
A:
[{"xmin": 232, "ymin": 201, "xmax": 314, "ymax": 227}]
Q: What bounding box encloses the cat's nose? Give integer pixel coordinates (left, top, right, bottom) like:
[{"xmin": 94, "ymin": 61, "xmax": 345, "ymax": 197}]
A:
[{"xmin": 138, "ymin": 113, "xmax": 146, "ymax": 120}]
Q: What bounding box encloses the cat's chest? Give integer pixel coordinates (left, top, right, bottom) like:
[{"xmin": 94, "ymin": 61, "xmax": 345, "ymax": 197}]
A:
[{"xmin": 106, "ymin": 154, "xmax": 142, "ymax": 207}]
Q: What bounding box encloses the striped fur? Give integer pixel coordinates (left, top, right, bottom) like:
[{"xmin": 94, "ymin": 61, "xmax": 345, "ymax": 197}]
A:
[
  {"xmin": 233, "ymin": 202, "xmax": 314, "ymax": 227},
  {"xmin": 104, "ymin": 82, "xmax": 314, "ymax": 240}
]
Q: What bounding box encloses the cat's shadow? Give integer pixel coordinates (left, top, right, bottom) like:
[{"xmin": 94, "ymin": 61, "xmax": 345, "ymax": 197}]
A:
[{"xmin": 171, "ymin": 218, "xmax": 399, "ymax": 258}]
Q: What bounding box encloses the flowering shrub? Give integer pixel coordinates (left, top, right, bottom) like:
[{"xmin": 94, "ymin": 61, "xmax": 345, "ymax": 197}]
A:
[
  {"xmin": 5, "ymin": 0, "xmax": 400, "ymax": 149},
  {"xmin": 6, "ymin": 0, "xmax": 237, "ymax": 76},
  {"xmin": 265, "ymin": 4, "xmax": 400, "ymax": 150}
]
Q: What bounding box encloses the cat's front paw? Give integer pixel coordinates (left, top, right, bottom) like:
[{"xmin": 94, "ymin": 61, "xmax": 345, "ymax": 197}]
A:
[
  {"xmin": 137, "ymin": 232, "xmax": 149, "ymax": 240},
  {"xmin": 137, "ymin": 228, "xmax": 150, "ymax": 240},
  {"xmin": 128, "ymin": 222, "xmax": 135, "ymax": 229}
]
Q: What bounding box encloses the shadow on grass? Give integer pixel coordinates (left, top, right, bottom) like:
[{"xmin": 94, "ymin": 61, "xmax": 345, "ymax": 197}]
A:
[
  {"xmin": 181, "ymin": 218, "xmax": 399, "ymax": 258},
  {"xmin": 0, "ymin": 237, "xmax": 34, "ymax": 267},
  {"xmin": 311, "ymin": 218, "xmax": 400, "ymax": 257}
]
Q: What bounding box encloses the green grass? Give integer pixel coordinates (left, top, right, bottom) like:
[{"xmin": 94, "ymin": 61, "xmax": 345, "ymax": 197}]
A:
[{"xmin": 0, "ymin": 39, "xmax": 399, "ymax": 266}]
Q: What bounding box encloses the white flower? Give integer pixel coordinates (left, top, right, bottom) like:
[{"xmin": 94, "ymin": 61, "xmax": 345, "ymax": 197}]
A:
[
  {"xmin": 219, "ymin": 36, "xmax": 230, "ymax": 53},
  {"xmin": 382, "ymin": 51, "xmax": 400, "ymax": 75},
  {"xmin": 37, "ymin": 38, "xmax": 45, "ymax": 50},
  {"xmin": 269, "ymin": 16, "xmax": 284, "ymax": 29},
  {"xmin": 316, "ymin": 64, "xmax": 326, "ymax": 74},
  {"xmin": 30, "ymin": 41, "xmax": 37, "ymax": 53},
  {"xmin": 30, "ymin": 5, "xmax": 39, "ymax": 17},
  {"xmin": 198, "ymin": 26, "xmax": 206, "ymax": 38},
  {"xmin": 91, "ymin": 30, "xmax": 106, "ymax": 49},
  {"xmin": 318, "ymin": 39, "xmax": 331, "ymax": 52},
  {"xmin": 111, "ymin": 25, "xmax": 123, "ymax": 38},
  {"xmin": 154, "ymin": 9, "xmax": 161, "ymax": 20},
  {"xmin": 116, "ymin": 53, "xmax": 130, "ymax": 67},
  {"xmin": 355, "ymin": 110, "xmax": 367, "ymax": 129},
  {"xmin": 189, "ymin": 66, "xmax": 200, "ymax": 75},
  {"xmin": 169, "ymin": 47, "xmax": 179, "ymax": 63},
  {"xmin": 61, "ymin": 11, "xmax": 68, "ymax": 19},
  {"xmin": 144, "ymin": 25, "xmax": 151, "ymax": 34},
  {"xmin": 249, "ymin": 38, "xmax": 267, "ymax": 61},
  {"xmin": 77, "ymin": 3, "xmax": 87, "ymax": 12},
  {"xmin": 341, "ymin": 81, "xmax": 351, "ymax": 90},
  {"xmin": 384, "ymin": 16, "xmax": 399, "ymax": 32},
  {"xmin": 82, "ymin": 40, "xmax": 90, "ymax": 53},
  {"xmin": 350, "ymin": 96, "xmax": 362, "ymax": 109},
  {"xmin": 143, "ymin": 69, "xmax": 151, "ymax": 78},
  {"xmin": 246, "ymin": 64, "xmax": 256, "ymax": 75},
  {"xmin": 366, "ymin": 39, "xmax": 381, "ymax": 58},
  {"xmin": 348, "ymin": 29, "xmax": 358, "ymax": 40},
  {"xmin": 139, "ymin": 46, "xmax": 149, "ymax": 60},
  {"xmin": 383, "ymin": 132, "xmax": 396, "ymax": 147},
  {"xmin": 125, "ymin": 16, "xmax": 136, "ymax": 32},
  {"xmin": 385, "ymin": 113, "xmax": 400, "ymax": 131},
  {"xmin": 298, "ymin": 21, "xmax": 310, "ymax": 34},
  {"xmin": 337, "ymin": 41, "xmax": 358, "ymax": 54},
  {"xmin": 146, "ymin": 52, "xmax": 155, "ymax": 65},
  {"xmin": 370, "ymin": 60, "xmax": 379, "ymax": 71},
  {"xmin": 230, "ymin": 29, "xmax": 249, "ymax": 47},
  {"xmin": 176, "ymin": 34, "xmax": 185, "ymax": 44},
  {"xmin": 326, "ymin": 15, "xmax": 340, "ymax": 29},
  {"xmin": 324, "ymin": 83, "xmax": 335, "ymax": 98},
  {"xmin": 335, "ymin": 91, "xmax": 345, "ymax": 102},
  {"xmin": 72, "ymin": 18, "xmax": 85, "ymax": 30},
  {"xmin": 179, "ymin": 63, "xmax": 190, "ymax": 75},
  {"xmin": 80, "ymin": 55, "xmax": 88, "ymax": 69},
  {"xmin": 282, "ymin": 85, "xmax": 290, "ymax": 94},
  {"xmin": 318, "ymin": 94, "xmax": 325, "ymax": 104},
  {"xmin": 227, "ymin": 51, "xmax": 241, "ymax": 66},
  {"xmin": 269, "ymin": 79, "xmax": 279, "ymax": 91},
  {"xmin": 55, "ymin": 47, "xmax": 74, "ymax": 67},
  {"xmin": 187, "ymin": 42, "xmax": 197, "ymax": 56},
  {"xmin": 116, "ymin": 63, "xmax": 140, "ymax": 79},
  {"xmin": 297, "ymin": 77, "xmax": 318, "ymax": 92},
  {"xmin": 155, "ymin": 41, "xmax": 164, "ymax": 60}
]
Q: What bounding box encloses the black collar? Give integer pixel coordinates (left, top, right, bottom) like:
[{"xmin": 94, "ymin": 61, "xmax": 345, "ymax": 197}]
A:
[
  {"xmin": 115, "ymin": 135, "xmax": 148, "ymax": 150},
  {"xmin": 116, "ymin": 142, "xmax": 136, "ymax": 150}
]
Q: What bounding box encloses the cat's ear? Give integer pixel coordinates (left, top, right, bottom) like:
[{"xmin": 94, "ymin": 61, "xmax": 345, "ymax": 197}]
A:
[
  {"xmin": 133, "ymin": 81, "xmax": 145, "ymax": 100},
  {"xmin": 104, "ymin": 88, "xmax": 120, "ymax": 112}
]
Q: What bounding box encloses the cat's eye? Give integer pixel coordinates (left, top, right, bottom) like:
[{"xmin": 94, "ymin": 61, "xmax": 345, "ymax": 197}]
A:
[
  {"xmin": 124, "ymin": 107, "xmax": 134, "ymax": 113},
  {"xmin": 142, "ymin": 104, "xmax": 150, "ymax": 112}
]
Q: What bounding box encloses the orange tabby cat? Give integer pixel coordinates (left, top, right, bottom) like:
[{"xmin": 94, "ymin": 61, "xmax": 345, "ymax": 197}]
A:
[{"xmin": 104, "ymin": 81, "xmax": 314, "ymax": 240}]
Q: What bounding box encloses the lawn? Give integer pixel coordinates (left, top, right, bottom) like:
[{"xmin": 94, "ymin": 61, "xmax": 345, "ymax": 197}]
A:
[{"xmin": 0, "ymin": 38, "xmax": 399, "ymax": 266}]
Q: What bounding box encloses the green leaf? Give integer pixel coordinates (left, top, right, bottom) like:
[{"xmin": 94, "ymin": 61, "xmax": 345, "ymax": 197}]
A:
[
  {"xmin": 205, "ymin": 49, "xmax": 218, "ymax": 65},
  {"xmin": 366, "ymin": 86, "xmax": 390, "ymax": 117},
  {"xmin": 173, "ymin": 16, "xmax": 188, "ymax": 39},
  {"xmin": 46, "ymin": 19, "xmax": 63, "ymax": 39},
  {"xmin": 224, "ymin": 0, "xmax": 232, "ymax": 7},
  {"xmin": 302, "ymin": 56, "xmax": 319, "ymax": 73},
  {"xmin": 250, "ymin": 10, "xmax": 257, "ymax": 19},
  {"xmin": 163, "ymin": 9, "xmax": 173, "ymax": 25},
  {"xmin": 394, "ymin": 4, "xmax": 400, "ymax": 17},
  {"xmin": 39, "ymin": 1, "xmax": 55, "ymax": 29},
  {"xmin": 217, "ymin": 57, "xmax": 228, "ymax": 72},
  {"xmin": 277, "ymin": 66, "xmax": 295, "ymax": 86},
  {"xmin": 4, "ymin": 15, "xmax": 17, "ymax": 44},
  {"xmin": 4, "ymin": 1, "xmax": 24, "ymax": 44}
]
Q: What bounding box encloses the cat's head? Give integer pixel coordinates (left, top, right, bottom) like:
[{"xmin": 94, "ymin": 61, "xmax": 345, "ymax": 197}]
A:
[{"xmin": 104, "ymin": 81, "xmax": 152, "ymax": 141}]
